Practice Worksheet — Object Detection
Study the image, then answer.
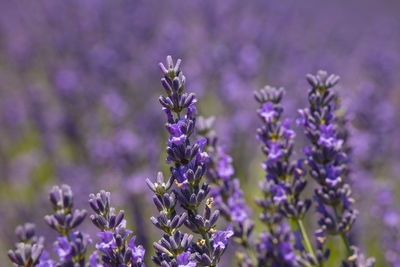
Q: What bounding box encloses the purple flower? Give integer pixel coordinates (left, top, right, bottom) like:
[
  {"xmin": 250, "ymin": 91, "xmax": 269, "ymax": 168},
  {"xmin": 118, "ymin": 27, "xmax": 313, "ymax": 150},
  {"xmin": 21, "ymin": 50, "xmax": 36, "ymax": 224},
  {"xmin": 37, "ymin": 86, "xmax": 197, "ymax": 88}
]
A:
[
  {"xmin": 194, "ymin": 138, "xmax": 209, "ymax": 163},
  {"xmin": 168, "ymin": 119, "xmax": 187, "ymax": 145},
  {"xmin": 55, "ymin": 231, "xmax": 92, "ymax": 263},
  {"xmin": 296, "ymin": 109, "xmax": 307, "ymax": 126},
  {"xmin": 278, "ymin": 242, "xmax": 298, "ymax": 263},
  {"xmin": 282, "ymin": 119, "xmax": 296, "ymax": 139},
  {"xmin": 37, "ymin": 251, "xmax": 56, "ymax": 267},
  {"xmin": 54, "ymin": 236, "xmax": 71, "ymax": 261},
  {"xmin": 267, "ymin": 141, "xmax": 284, "ymax": 162},
  {"xmin": 260, "ymin": 102, "xmax": 278, "ymax": 122},
  {"xmin": 177, "ymin": 252, "xmax": 196, "ymax": 267},
  {"xmin": 90, "ymin": 191, "xmax": 145, "ymax": 266},
  {"xmin": 173, "ymin": 165, "xmax": 189, "ymax": 187},
  {"xmin": 163, "ymin": 107, "xmax": 174, "ymax": 122},
  {"xmin": 325, "ymin": 167, "xmax": 342, "ymax": 188},
  {"xmin": 95, "ymin": 220, "xmax": 132, "ymax": 253},
  {"xmin": 272, "ymin": 184, "xmax": 287, "ymax": 204},
  {"xmin": 299, "ymin": 71, "xmax": 359, "ymax": 263},
  {"xmin": 197, "ymin": 115, "xmax": 254, "ymax": 264},
  {"xmin": 318, "ymin": 124, "xmax": 343, "ymax": 149},
  {"xmin": 129, "ymin": 236, "xmax": 146, "ymax": 264},
  {"xmin": 257, "ymin": 224, "xmax": 299, "ymax": 266},
  {"xmin": 96, "ymin": 231, "xmax": 114, "ymax": 253},
  {"xmin": 255, "ymin": 85, "xmax": 310, "ymax": 266},
  {"xmin": 89, "ymin": 251, "xmax": 103, "ymax": 267},
  {"xmin": 216, "ymin": 150, "xmax": 234, "ymax": 180},
  {"xmin": 152, "ymin": 56, "xmax": 223, "ymax": 266},
  {"xmin": 227, "ymin": 184, "xmax": 248, "ymax": 223},
  {"xmin": 187, "ymin": 100, "xmax": 198, "ymax": 117},
  {"xmin": 229, "ymin": 203, "xmax": 248, "ymax": 223},
  {"xmin": 213, "ymin": 229, "xmax": 234, "ymax": 250}
]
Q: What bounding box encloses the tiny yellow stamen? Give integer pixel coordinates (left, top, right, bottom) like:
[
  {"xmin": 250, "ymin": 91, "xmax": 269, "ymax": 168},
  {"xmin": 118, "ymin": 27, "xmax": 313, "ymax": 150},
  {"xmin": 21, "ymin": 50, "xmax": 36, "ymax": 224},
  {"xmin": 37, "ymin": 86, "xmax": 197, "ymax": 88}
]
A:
[
  {"xmin": 338, "ymin": 177, "xmax": 342, "ymax": 183},
  {"xmin": 174, "ymin": 179, "xmax": 183, "ymax": 188},
  {"xmin": 207, "ymin": 197, "xmax": 214, "ymax": 209},
  {"xmin": 197, "ymin": 239, "xmax": 206, "ymax": 246},
  {"xmin": 317, "ymin": 237, "xmax": 325, "ymax": 244},
  {"xmin": 295, "ymin": 168, "xmax": 303, "ymax": 175},
  {"xmin": 270, "ymin": 133, "xmax": 280, "ymax": 142},
  {"xmin": 321, "ymin": 119, "xmax": 326, "ymax": 124}
]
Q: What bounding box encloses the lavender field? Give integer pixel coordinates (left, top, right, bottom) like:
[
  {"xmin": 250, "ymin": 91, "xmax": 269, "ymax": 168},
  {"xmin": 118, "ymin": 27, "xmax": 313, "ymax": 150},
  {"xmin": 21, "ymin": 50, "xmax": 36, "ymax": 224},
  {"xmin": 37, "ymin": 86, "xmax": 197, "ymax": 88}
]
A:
[{"xmin": 1, "ymin": 0, "xmax": 400, "ymax": 266}]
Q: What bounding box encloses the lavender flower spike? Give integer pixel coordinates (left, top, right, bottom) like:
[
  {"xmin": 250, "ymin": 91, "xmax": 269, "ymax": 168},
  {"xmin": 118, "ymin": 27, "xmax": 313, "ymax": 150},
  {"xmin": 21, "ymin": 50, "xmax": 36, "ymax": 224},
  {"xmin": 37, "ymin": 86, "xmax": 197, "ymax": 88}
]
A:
[
  {"xmin": 146, "ymin": 171, "xmax": 192, "ymax": 266},
  {"xmin": 150, "ymin": 56, "xmax": 232, "ymax": 267},
  {"xmin": 146, "ymin": 56, "xmax": 197, "ymax": 266},
  {"xmin": 89, "ymin": 190, "xmax": 145, "ymax": 267},
  {"xmin": 254, "ymin": 86, "xmax": 314, "ymax": 266},
  {"xmin": 45, "ymin": 185, "xmax": 87, "ymax": 236},
  {"xmin": 8, "ymin": 223, "xmax": 48, "ymax": 267},
  {"xmin": 298, "ymin": 70, "xmax": 373, "ymax": 265},
  {"xmin": 45, "ymin": 184, "xmax": 90, "ymax": 266},
  {"xmin": 197, "ymin": 116, "xmax": 255, "ymax": 266}
]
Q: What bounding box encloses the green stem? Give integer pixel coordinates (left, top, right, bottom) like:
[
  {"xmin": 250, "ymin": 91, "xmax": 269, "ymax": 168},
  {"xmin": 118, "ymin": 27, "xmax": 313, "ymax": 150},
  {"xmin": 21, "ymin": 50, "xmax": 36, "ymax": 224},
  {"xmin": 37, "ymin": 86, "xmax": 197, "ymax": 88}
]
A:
[
  {"xmin": 333, "ymin": 206, "xmax": 352, "ymax": 256},
  {"xmin": 296, "ymin": 219, "xmax": 317, "ymax": 263},
  {"xmin": 340, "ymin": 232, "xmax": 352, "ymax": 256}
]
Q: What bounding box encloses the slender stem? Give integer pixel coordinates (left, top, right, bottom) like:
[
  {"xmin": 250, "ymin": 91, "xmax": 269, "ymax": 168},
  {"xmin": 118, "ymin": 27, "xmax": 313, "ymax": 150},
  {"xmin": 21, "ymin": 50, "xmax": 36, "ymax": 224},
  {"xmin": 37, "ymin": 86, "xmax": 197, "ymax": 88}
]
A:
[
  {"xmin": 333, "ymin": 206, "xmax": 352, "ymax": 256},
  {"xmin": 340, "ymin": 232, "xmax": 352, "ymax": 256},
  {"xmin": 296, "ymin": 219, "xmax": 317, "ymax": 262}
]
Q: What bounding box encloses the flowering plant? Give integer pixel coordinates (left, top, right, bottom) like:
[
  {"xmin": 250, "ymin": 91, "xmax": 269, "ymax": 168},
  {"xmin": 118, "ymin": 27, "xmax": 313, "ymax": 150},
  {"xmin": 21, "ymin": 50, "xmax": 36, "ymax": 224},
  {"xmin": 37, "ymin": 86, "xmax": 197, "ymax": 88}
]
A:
[{"xmin": 8, "ymin": 57, "xmax": 376, "ymax": 267}]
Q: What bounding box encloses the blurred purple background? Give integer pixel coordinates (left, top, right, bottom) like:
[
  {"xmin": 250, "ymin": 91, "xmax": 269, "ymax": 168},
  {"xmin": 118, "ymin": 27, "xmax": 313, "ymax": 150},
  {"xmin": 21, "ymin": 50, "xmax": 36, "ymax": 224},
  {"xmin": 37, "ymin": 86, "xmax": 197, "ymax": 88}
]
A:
[{"xmin": 0, "ymin": 0, "xmax": 399, "ymax": 265}]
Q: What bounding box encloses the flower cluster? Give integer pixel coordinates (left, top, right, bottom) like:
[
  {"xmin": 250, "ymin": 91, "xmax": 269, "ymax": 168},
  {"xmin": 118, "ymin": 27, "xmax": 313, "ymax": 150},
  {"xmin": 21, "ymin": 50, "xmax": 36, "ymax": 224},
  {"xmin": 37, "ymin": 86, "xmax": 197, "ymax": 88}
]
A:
[
  {"xmin": 254, "ymin": 86, "xmax": 313, "ymax": 266},
  {"xmin": 197, "ymin": 116, "xmax": 255, "ymax": 266},
  {"xmin": 146, "ymin": 171, "xmax": 193, "ymax": 266},
  {"xmin": 45, "ymin": 185, "xmax": 91, "ymax": 266},
  {"xmin": 8, "ymin": 223, "xmax": 47, "ymax": 267},
  {"xmin": 89, "ymin": 190, "xmax": 145, "ymax": 266},
  {"xmin": 298, "ymin": 71, "xmax": 372, "ymax": 265},
  {"xmin": 147, "ymin": 56, "xmax": 233, "ymax": 266},
  {"xmin": 7, "ymin": 56, "xmax": 380, "ymax": 267},
  {"xmin": 255, "ymin": 87, "xmax": 311, "ymax": 221},
  {"xmin": 1, "ymin": 2, "xmax": 400, "ymax": 264},
  {"xmin": 9, "ymin": 184, "xmax": 146, "ymax": 267}
]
